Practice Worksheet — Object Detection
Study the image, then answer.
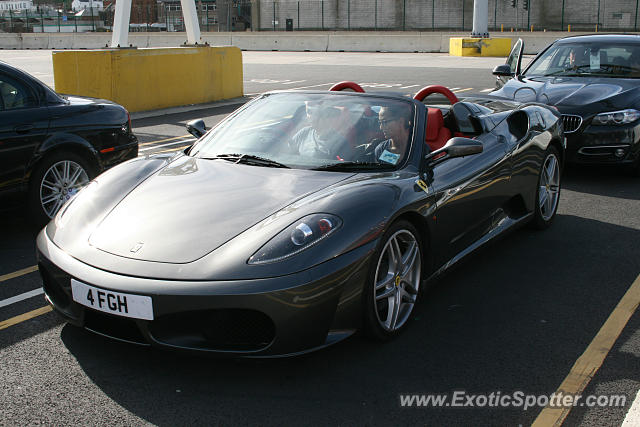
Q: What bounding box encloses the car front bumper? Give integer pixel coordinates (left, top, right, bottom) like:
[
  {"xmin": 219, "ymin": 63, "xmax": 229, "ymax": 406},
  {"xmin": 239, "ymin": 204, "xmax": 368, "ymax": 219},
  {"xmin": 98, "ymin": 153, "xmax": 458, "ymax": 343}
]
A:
[
  {"xmin": 36, "ymin": 229, "xmax": 376, "ymax": 357},
  {"xmin": 565, "ymin": 121, "xmax": 640, "ymax": 166}
]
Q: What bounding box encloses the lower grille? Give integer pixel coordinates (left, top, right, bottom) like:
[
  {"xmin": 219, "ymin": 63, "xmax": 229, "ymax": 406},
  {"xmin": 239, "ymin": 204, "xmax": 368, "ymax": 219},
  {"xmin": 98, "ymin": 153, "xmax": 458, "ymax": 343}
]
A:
[
  {"xmin": 84, "ymin": 309, "xmax": 147, "ymax": 345},
  {"xmin": 150, "ymin": 309, "xmax": 276, "ymax": 352},
  {"xmin": 562, "ymin": 114, "xmax": 583, "ymax": 133}
]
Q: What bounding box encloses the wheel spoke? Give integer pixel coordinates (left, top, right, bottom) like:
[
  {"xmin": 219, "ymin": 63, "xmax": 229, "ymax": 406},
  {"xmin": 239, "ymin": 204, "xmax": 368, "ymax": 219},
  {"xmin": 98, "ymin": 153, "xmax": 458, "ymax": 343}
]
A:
[
  {"xmin": 376, "ymin": 286, "xmax": 395, "ymax": 301},
  {"xmin": 400, "ymin": 287, "xmax": 417, "ymax": 304},
  {"xmin": 375, "ymin": 273, "xmax": 395, "ymax": 291},
  {"xmin": 390, "ymin": 237, "xmax": 402, "ymax": 271},
  {"xmin": 41, "ymin": 194, "xmax": 59, "ymax": 205},
  {"xmin": 545, "ymin": 157, "xmax": 556, "ymax": 181},
  {"xmin": 539, "ymin": 187, "xmax": 548, "ymax": 207},
  {"xmin": 50, "ymin": 166, "xmax": 64, "ymax": 184},
  {"xmin": 400, "ymin": 242, "xmax": 418, "ymax": 278},
  {"xmin": 63, "ymin": 161, "xmax": 71, "ymax": 182},
  {"xmin": 389, "ymin": 292, "xmax": 401, "ymax": 330},
  {"xmin": 68, "ymin": 166, "xmax": 84, "ymax": 186}
]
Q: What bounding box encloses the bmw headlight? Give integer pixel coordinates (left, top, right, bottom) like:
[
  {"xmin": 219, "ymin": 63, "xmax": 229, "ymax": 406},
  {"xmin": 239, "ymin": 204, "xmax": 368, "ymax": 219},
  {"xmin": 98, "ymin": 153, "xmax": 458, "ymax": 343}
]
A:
[
  {"xmin": 592, "ymin": 109, "xmax": 640, "ymax": 126},
  {"xmin": 248, "ymin": 213, "xmax": 342, "ymax": 264}
]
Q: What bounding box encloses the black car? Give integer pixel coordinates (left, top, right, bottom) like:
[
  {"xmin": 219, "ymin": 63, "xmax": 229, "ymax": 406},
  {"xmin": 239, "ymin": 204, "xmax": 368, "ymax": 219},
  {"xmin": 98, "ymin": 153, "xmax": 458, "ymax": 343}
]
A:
[
  {"xmin": 37, "ymin": 84, "xmax": 564, "ymax": 356},
  {"xmin": 0, "ymin": 61, "xmax": 138, "ymax": 225},
  {"xmin": 492, "ymin": 34, "xmax": 640, "ymax": 174}
]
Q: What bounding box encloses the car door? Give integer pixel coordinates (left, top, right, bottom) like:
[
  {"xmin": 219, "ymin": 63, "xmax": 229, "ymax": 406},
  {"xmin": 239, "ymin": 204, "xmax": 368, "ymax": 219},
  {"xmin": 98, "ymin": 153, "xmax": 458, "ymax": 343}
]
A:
[
  {"xmin": 426, "ymin": 132, "xmax": 512, "ymax": 268},
  {"xmin": 494, "ymin": 38, "xmax": 524, "ymax": 89},
  {"xmin": 0, "ymin": 72, "xmax": 50, "ymax": 194}
]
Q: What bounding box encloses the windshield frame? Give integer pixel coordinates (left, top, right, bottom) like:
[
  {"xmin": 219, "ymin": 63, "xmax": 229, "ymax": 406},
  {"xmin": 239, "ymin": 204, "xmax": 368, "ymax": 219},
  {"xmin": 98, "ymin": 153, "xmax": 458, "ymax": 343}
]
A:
[{"xmin": 187, "ymin": 90, "xmax": 422, "ymax": 172}]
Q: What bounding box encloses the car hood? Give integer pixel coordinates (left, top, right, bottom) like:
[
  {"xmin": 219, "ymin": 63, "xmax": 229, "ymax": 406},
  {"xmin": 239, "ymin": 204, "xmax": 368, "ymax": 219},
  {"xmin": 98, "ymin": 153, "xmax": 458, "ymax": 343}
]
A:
[
  {"xmin": 87, "ymin": 156, "xmax": 353, "ymax": 264},
  {"xmin": 496, "ymin": 76, "xmax": 640, "ymax": 109}
]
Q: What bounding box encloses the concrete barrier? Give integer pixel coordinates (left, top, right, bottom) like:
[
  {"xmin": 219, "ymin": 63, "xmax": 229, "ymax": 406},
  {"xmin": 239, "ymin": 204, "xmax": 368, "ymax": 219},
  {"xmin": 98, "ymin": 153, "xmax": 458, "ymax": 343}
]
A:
[
  {"xmin": 328, "ymin": 32, "xmax": 425, "ymax": 52},
  {"xmin": 0, "ymin": 34, "xmax": 23, "ymax": 49},
  {"xmin": 232, "ymin": 34, "xmax": 329, "ymax": 51},
  {"xmin": 52, "ymin": 46, "xmax": 243, "ymax": 112},
  {"xmin": 0, "ymin": 30, "xmax": 597, "ymax": 54}
]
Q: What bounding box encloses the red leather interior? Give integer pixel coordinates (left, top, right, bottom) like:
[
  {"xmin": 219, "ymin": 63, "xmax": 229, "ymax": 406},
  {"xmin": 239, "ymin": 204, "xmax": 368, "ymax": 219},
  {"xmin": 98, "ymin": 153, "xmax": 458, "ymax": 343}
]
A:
[{"xmin": 426, "ymin": 108, "xmax": 451, "ymax": 152}]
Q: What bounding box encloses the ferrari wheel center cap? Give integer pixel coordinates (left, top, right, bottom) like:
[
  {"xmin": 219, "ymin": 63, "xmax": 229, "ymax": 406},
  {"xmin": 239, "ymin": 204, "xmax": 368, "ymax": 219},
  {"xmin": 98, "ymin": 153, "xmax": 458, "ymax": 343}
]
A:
[{"xmin": 395, "ymin": 276, "xmax": 401, "ymax": 288}]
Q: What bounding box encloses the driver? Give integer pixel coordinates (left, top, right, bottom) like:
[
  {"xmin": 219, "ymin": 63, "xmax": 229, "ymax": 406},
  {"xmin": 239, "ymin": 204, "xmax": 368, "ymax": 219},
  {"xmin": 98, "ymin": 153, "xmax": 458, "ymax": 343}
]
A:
[
  {"xmin": 290, "ymin": 103, "xmax": 352, "ymax": 160},
  {"xmin": 374, "ymin": 105, "xmax": 411, "ymax": 165}
]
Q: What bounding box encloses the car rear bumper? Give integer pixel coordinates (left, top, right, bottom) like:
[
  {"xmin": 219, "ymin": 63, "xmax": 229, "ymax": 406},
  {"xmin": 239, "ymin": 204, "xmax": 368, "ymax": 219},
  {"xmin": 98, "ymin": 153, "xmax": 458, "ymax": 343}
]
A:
[{"xmin": 36, "ymin": 229, "xmax": 375, "ymax": 357}]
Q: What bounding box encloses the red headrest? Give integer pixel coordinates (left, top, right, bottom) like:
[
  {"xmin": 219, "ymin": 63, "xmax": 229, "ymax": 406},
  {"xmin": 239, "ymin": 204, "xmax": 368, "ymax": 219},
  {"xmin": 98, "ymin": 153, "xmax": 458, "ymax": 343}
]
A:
[{"xmin": 426, "ymin": 108, "xmax": 445, "ymax": 141}]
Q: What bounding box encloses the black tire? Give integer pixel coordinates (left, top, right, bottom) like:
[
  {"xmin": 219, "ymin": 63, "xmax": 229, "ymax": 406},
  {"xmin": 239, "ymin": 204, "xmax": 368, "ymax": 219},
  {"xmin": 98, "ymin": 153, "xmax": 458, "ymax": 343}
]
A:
[
  {"xmin": 363, "ymin": 220, "xmax": 424, "ymax": 341},
  {"xmin": 531, "ymin": 146, "xmax": 562, "ymax": 230},
  {"xmin": 28, "ymin": 150, "xmax": 95, "ymax": 228}
]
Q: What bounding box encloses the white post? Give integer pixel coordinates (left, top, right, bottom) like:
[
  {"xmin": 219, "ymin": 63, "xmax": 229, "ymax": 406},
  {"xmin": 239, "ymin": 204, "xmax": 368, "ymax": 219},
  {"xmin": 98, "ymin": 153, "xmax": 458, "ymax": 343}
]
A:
[
  {"xmin": 471, "ymin": 0, "xmax": 489, "ymax": 37},
  {"xmin": 180, "ymin": 0, "xmax": 201, "ymax": 44},
  {"xmin": 110, "ymin": 0, "xmax": 132, "ymax": 47}
]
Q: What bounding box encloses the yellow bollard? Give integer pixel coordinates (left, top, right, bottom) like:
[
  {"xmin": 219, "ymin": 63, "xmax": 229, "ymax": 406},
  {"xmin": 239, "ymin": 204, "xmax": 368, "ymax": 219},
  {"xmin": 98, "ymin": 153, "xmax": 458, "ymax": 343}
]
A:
[
  {"xmin": 531, "ymin": 25, "xmax": 534, "ymax": 31},
  {"xmin": 501, "ymin": 24, "xmax": 504, "ymax": 32},
  {"xmin": 568, "ymin": 24, "xmax": 571, "ymax": 32},
  {"xmin": 595, "ymin": 24, "xmax": 598, "ymax": 32}
]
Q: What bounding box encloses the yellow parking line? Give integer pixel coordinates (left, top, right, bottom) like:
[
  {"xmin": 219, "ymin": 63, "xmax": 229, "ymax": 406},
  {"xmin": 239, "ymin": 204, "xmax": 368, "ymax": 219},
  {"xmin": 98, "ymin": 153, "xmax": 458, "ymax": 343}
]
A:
[
  {"xmin": 533, "ymin": 272, "xmax": 640, "ymax": 426},
  {"xmin": 0, "ymin": 265, "xmax": 38, "ymax": 283},
  {"xmin": 154, "ymin": 144, "xmax": 191, "ymax": 154},
  {"xmin": 0, "ymin": 306, "xmax": 52, "ymax": 331},
  {"xmin": 139, "ymin": 134, "xmax": 191, "ymax": 147}
]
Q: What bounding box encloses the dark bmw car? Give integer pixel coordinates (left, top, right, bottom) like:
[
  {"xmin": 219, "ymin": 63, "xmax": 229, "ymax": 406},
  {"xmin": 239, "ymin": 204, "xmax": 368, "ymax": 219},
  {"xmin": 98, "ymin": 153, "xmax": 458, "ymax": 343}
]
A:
[
  {"xmin": 0, "ymin": 61, "xmax": 138, "ymax": 225},
  {"xmin": 37, "ymin": 84, "xmax": 563, "ymax": 357},
  {"xmin": 492, "ymin": 34, "xmax": 640, "ymax": 174}
]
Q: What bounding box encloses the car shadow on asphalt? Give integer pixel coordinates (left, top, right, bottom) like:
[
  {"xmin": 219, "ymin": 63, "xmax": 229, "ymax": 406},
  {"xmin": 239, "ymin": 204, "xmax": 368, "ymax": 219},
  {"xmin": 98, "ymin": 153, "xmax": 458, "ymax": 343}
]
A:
[
  {"xmin": 58, "ymin": 214, "xmax": 640, "ymax": 426},
  {"xmin": 563, "ymin": 164, "xmax": 640, "ymax": 201}
]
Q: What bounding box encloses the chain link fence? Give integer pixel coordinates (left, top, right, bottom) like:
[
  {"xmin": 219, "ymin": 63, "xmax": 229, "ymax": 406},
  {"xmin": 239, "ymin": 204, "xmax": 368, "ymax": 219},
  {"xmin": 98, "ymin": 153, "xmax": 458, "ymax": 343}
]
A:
[{"xmin": 2, "ymin": 0, "xmax": 640, "ymax": 33}]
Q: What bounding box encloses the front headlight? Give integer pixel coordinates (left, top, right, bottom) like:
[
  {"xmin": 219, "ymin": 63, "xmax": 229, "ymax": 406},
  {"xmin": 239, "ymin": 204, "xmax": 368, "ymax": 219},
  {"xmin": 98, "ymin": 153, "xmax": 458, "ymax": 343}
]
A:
[
  {"xmin": 248, "ymin": 213, "xmax": 342, "ymax": 264},
  {"xmin": 592, "ymin": 109, "xmax": 640, "ymax": 126}
]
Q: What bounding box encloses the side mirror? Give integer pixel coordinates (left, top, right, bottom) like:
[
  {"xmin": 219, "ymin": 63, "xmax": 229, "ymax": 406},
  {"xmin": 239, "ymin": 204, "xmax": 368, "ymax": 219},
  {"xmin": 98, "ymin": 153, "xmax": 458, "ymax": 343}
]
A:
[
  {"xmin": 425, "ymin": 137, "xmax": 483, "ymax": 166},
  {"xmin": 186, "ymin": 119, "xmax": 206, "ymax": 139},
  {"xmin": 492, "ymin": 64, "xmax": 513, "ymax": 77}
]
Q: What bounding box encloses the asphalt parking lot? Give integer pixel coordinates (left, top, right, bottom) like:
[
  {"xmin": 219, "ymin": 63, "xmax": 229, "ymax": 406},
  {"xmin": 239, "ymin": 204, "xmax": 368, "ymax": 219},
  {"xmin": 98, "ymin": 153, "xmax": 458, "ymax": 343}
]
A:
[{"xmin": 1, "ymin": 50, "xmax": 639, "ymax": 426}]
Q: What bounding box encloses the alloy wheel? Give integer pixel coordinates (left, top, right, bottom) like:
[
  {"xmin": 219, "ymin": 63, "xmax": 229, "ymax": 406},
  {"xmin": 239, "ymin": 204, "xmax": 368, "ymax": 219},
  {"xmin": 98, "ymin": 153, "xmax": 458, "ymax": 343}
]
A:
[
  {"xmin": 40, "ymin": 160, "xmax": 90, "ymax": 219},
  {"xmin": 373, "ymin": 229, "xmax": 421, "ymax": 332}
]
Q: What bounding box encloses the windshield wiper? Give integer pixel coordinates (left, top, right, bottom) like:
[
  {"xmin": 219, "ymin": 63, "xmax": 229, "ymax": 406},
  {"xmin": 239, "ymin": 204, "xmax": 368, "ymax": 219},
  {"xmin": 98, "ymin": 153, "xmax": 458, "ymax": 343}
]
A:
[
  {"xmin": 203, "ymin": 153, "xmax": 290, "ymax": 168},
  {"xmin": 313, "ymin": 161, "xmax": 396, "ymax": 171}
]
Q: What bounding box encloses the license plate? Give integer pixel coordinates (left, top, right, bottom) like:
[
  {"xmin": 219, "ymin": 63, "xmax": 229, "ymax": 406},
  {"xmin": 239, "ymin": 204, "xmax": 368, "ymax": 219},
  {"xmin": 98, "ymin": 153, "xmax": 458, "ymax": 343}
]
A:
[{"xmin": 71, "ymin": 279, "xmax": 154, "ymax": 320}]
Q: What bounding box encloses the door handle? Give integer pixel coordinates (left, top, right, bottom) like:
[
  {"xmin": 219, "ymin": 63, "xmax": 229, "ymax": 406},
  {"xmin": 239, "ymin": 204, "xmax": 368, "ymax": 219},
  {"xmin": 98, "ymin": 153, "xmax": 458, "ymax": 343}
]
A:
[{"xmin": 14, "ymin": 124, "xmax": 34, "ymax": 134}]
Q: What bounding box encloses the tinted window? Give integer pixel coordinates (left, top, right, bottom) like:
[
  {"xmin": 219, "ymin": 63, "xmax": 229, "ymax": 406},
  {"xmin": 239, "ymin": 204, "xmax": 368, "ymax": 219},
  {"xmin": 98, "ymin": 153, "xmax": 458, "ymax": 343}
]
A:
[{"xmin": 0, "ymin": 74, "xmax": 38, "ymax": 110}]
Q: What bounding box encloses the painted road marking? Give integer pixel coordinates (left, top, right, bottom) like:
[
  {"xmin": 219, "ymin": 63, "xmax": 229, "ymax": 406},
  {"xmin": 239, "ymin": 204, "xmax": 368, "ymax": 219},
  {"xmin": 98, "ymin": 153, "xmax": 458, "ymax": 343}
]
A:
[
  {"xmin": 622, "ymin": 389, "xmax": 640, "ymax": 427},
  {"xmin": 139, "ymin": 134, "xmax": 191, "ymax": 147},
  {"xmin": 0, "ymin": 265, "xmax": 38, "ymax": 283},
  {"xmin": 399, "ymin": 84, "xmax": 420, "ymax": 89},
  {"xmin": 281, "ymin": 80, "xmax": 307, "ymax": 85},
  {"xmin": 139, "ymin": 138, "xmax": 196, "ymax": 153},
  {"xmin": 153, "ymin": 145, "xmax": 192, "ymax": 154},
  {"xmin": 0, "ymin": 306, "xmax": 52, "ymax": 331},
  {"xmin": 453, "ymin": 88, "xmax": 474, "ymax": 93},
  {"xmin": 481, "ymin": 88, "xmax": 494, "ymax": 93},
  {"xmin": 0, "ymin": 288, "xmax": 44, "ymax": 309},
  {"xmin": 533, "ymin": 272, "xmax": 640, "ymax": 426}
]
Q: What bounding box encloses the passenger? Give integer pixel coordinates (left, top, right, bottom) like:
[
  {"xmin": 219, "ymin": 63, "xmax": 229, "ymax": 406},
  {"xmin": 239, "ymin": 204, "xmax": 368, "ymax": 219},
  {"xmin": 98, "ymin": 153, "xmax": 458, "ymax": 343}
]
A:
[
  {"xmin": 374, "ymin": 105, "xmax": 411, "ymax": 165},
  {"xmin": 290, "ymin": 104, "xmax": 352, "ymax": 160}
]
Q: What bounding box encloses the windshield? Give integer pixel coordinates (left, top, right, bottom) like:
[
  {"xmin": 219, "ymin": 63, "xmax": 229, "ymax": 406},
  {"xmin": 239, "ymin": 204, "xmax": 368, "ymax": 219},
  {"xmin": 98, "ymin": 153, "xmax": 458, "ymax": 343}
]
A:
[
  {"xmin": 189, "ymin": 93, "xmax": 415, "ymax": 170},
  {"xmin": 525, "ymin": 42, "xmax": 640, "ymax": 78}
]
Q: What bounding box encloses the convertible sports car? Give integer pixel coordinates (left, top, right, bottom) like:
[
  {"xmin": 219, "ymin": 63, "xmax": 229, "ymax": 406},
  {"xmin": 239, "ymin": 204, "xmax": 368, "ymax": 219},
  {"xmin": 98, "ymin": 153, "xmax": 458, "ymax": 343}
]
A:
[
  {"xmin": 492, "ymin": 34, "xmax": 640, "ymax": 174},
  {"xmin": 0, "ymin": 61, "xmax": 138, "ymax": 226},
  {"xmin": 37, "ymin": 83, "xmax": 563, "ymax": 357}
]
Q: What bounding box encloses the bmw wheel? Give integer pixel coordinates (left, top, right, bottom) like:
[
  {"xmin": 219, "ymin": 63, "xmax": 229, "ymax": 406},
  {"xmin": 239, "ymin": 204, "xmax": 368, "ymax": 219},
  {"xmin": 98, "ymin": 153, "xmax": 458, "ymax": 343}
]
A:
[
  {"xmin": 29, "ymin": 150, "xmax": 95, "ymax": 227},
  {"xmin": 364, "ymin": 220, "xmax": 423, "ymax": 340},
  {"xmin": 531, "ymin": 146, "xmax": 561, "ymax": 230}
]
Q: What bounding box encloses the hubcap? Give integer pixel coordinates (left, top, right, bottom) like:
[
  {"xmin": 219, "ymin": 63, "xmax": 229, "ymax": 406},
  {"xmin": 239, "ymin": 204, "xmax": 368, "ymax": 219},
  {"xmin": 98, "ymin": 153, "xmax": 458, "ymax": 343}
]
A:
[
  {"xmin": 538, "ymin": 153, "xmax": 560, "ymax": 222},
  {"xmin": 40, "ymin": 160, "xmax": 89, "ymax": 219},
  {"xmin": 373, "ymin": 230, "xmax": 421, "ymax": 332}
]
